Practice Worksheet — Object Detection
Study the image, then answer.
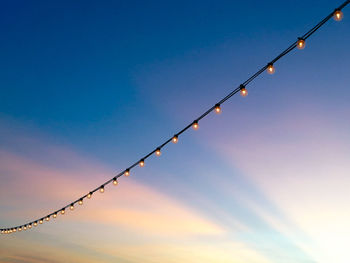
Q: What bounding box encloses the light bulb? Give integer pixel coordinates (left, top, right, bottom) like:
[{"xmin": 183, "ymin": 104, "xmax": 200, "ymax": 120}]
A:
[
  {"xmin": 155, "ymin": 148, "xmax": 161, "ymax": 156},
  {"xmin": 267, "ymin": 63, "xmax": 275, "ymax": 74},
  {"xmin": 39, "ymin": 219, "xmax": 43, "ymax": 224},
  {"xmin": 19, "ymin": 227, "xmax": 22, "ymax": 231},
  {"xmin": 23, "ymin": 226, "xmax": 27, "ymax": 230},
  {"xmin": 239, "ymin": 85, "xmax": 248, "ymax": 97},
  {"xmin": 214, "ymin": 104, "xmax": 221, "ymax": 114},
  {"xmin": 78, "ymin": 199, "xmax": 83, "ymax": 205},
  {"xmin": 297, "ymin": 38, "xmax": 306, "ymax": 49},
  {"xmin": 9, "ymin": 229, "xmax": 12, "ymax": 233},
  {"xmin": 124, "ymin": 169, "xmax": 130, "ymax": 176},
  {"xmin": 87, "ymin": 192, "xmax": 92, "ymax": 199},
  {"xmin": 333, "ymin": 9, "xmax": 343, "ymax": 21},
  {"xmin": 113, "ymin": 178, "xmax": 118, "ymax": 185},
  {"xmin": 70, "ymin": 204, "xmax": 74, "ymax": 210},
  {"xmin": 61, "ymin": 209, "xmax": 65, "ymax": 215},
  {"xmin": 139, "ymin": 159, "xmax": 145, "ymax": 167},
  {"xmin": 192, "ymin": 121, "xmax": 199, "ymax": 130},
  {"xmin": 53, "ymin": 213, "xmax": 57, "ymax": 218},
  {"xmin": 28, "ymin": 224, "xmax": 32, "ymax": 229},
  {"xmin": 46, "ymin": 216, "xmax": 50, "ymax": 221},
  {"xmin": 13, "ymin": 228, "xmax": 17, "ymax": 232},
  {"xmin": 100, "ymin": 186, "xmax": 105, "ymax": 193},
  {"xmin": 34, "ymin": 222, "xmax": 38, "ymax": 226},
  {"xmin": 172, "ymin": 135, "xmax": 178, "ymax": 143}
]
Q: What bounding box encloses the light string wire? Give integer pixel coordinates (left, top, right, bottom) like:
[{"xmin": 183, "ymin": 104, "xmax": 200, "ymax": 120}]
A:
[{"xmin": 1, "ymin": 0, "xmax": 349, "ymax": 235}]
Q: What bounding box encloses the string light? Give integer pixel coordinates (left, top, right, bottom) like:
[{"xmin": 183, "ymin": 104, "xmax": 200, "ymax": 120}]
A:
[
  {"xmin": 172, "ymin": 135, "xmax": 178, "ymax": 143},
  {"xmin": 297, "ymin": 38, "xmax": 306, "ymax": 49},
  {"xmin": 23, "ymin": 225, "xmax": 27, "ymax": 230},
  {"xmin": 28, "ymin": 224, "xmax": 32, "ymax": 229},
  {"xmin": 239, "ymin": 84, "xmax": 248, "ymax": 97},
  {"xmin": 100, "ymin": 186, "xmax": 105, "ymax": 193},
  {"xmin": 113, "ymin": 178, "xmax": 118, "ymax": 185},
  {"xmin": 78, "ymin": 199, "xmax": 83, "ymax": 205},
  {"xmin": 70, "ymin": 204, "xmax": 74, "ymax": 210},
  {"xmin": 124, "ymin": 169, "xmax": 130, "ymax": 176},
  {"xmin": 46, "ymin": 216, "xmax": 50, "ymax": 221},
  {"xmin": 214, "ymin": 104, "xmax": 221, "ymax": 114},
  {"xmin": 1, "ymin": 0, "xmax": 349, "ymax": 235},
  {"xmin": 334, "ymin": 9, "xmax": 344, "ymax": 21},
  {"xmin": 267, "ymin": 63, "xmax": 275, "ymax": 74}
]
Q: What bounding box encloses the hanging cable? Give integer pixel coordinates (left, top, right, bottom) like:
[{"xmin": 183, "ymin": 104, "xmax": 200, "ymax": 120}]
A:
[{"xmin": 1, "ymin": 0, "xmax": 349, "ymax": 235}]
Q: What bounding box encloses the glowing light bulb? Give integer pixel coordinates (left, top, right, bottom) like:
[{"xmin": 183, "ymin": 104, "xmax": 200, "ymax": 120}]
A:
[
  {"xmin": 239, "ymin": 85, "xmax": 248, "ymax": 97},
  {"xmin": 23, "ymin": 226, "xmax": 27, "ymax": 230},
  {"xmin": 53, "ymin": 213, "xmax": 57, "ymax": 218},
  {"xmin": 124, "ymin": 169, "xmax": 130, "ymax": 176},
  {"xmin": 61, "ymin": 209, "xmax": 65, "ymax": 215},
  {"xmin": 267, "ymin": 63, "xmax": 275, "ymax": 74},
  {"xmin": 113, "ymin": 178, "xmax": 118, "ymax": 185},
  {"xmin": 333, "ymin": 9, "xmax": 343, "ymax": 21},
  {"xmin": 9, "ymin": 229, "xmax": 12, "ymax": 233},
  {"xmin": 70, "ymin": 204, "xmax": 74, "ymax": 210},
  {"xmin": 139, "ymin": 159, "xmax": 145, "ymax": 167},
  {"xmin": 192, "ymin": 121, "xmax": 199, "ymax": 130},
  {"xmin": 19, "ymin": 227, "xmax": 22, "ymax": 231},
  {"xmin": 172, "ymin": 135, "xmax": 178, "ymax": 143},
  {"xmin": 34, "ymin": 222, "xmax": 38, "ymax": 226},
  {"xmin": 100, "ymin": 186, "xmax": 105, "ymax": 193},
  {"xmin": 13, "ymin": 228, "xmax": 17, "ymax": 232},
  {"xmin": 297, "ymin": 38, "xmax": 306, "ymax": 49},
  {"xmin": 78, "ymin": 199, "xmax": 83, "ymax": 205},
  {"xmin": 87, "ymin": 192, "xmax": 92, "ymax": 199},
  {"xmin": 28, "ymin": 224, "xmax": 32, "ymax": 229},
  {"xmin": 155, "ymin": 148, "xmax": 161, "ymax": 156},
  {"xmin": 214, "ymin": 104, "xmax": 221, "ymax": 114},
  {"xmin": 45, "ymin": 216, "xmax": 50, "ymax": 221},
  {"xmin": 39, "ymin": 219, "xmax": 43, "ymax": 224}
]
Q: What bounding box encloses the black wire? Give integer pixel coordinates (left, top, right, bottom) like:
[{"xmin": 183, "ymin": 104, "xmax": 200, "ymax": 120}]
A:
[{"xmin": 1, "ymin": 0, "xmax": 349, "ymax": 233}]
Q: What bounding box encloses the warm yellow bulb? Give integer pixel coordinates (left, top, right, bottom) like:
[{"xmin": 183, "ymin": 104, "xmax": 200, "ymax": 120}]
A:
[
  {"xmin": 87, "ymin": 192, "xmax": 92, "ymax": 199},
  {"xmin": 192, "ymin": 121, "xmax": 199, "ymax": 130},
  {"xmin": 100, "ymin": 186, "xmax": 105, "ymax": 193},
  {"xmin": 9, "ymin": 229, "xmax": 12, "ymax": 233},
  {"xmin": 34, "ymin": 222, "xmax": 38, "ymax": 226},
  {"xmin": 240, "ymin": 85, "xmax": 248, "ymax": 97},
  {"xmin": 13, "ymin": 228, "xmax": 17, "ymax": 232},
  {"xmin": 155, "ymin": 148, "xmax": 161, "ymax": 156},
  {"xmin": 214, "ymin": 104, "xmax": 221, "ymax": 114},
  {"xmin": 28, "ymin": 224, "xmax": 32, "ymax": 229},
  {"xmin": 113, "ymin": 178, "xmax": 118, "ymax": 185},
  {"xmin": 70, "ymin": 204, "xmax": 74, "ymax": 210},
  {"xmin": 23, "ymin": 226, "xmax": 27, "ymax": 230},
  {"xmin": 53, "ymin": 213, "xmax": 57, "ymax": 218},
  {"xmin": 297, "ymin": 38, "xmax": 306, "ymax": 49},
  {"xmin": 139, "ymin": 159, "xmax": 145, "ymax": 167},
  {"xmin": 267, "ymin": 63, "xmax": 275, "ymax": 74},
  {"xmin": 46, "ymin": 216, "xmax": 50, "ymax": 221},
  {"xmin": 124, "ymin": 169, "xmax": 130, "ymax": 176},
  {"xmin": 61, "ymin": 209, "xmax": 65, "ymax": 215},
  {"xmin": 334, "ymin": 9, "xmax": 343, "ymax": 21},
  {"xmin": 172, "ymin": 135, "xmax": 178, "ymax": 143},
  {"xmin": 79, "ymin": 199, "xmax": 83, "ymax": 205},
  {"xmin": 39, "ymin": 219, "xmax": 43, "ymax": 224}
]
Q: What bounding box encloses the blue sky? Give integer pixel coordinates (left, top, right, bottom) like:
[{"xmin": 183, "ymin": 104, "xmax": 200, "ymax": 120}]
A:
[{"xmin": 1, "ymin": 1, "xmax": 350, "ymax": 262}]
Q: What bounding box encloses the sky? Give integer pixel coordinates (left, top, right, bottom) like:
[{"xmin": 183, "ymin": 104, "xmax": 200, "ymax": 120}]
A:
[{"xmin": 0, "ymin": 0, "xmax": 350, "ymax": 262}]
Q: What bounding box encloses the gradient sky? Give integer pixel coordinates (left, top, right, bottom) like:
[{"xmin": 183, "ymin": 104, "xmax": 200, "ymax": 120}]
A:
[{"xmin": 1, "ymin": 1, "xmax": 350, "ymax": 262}]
